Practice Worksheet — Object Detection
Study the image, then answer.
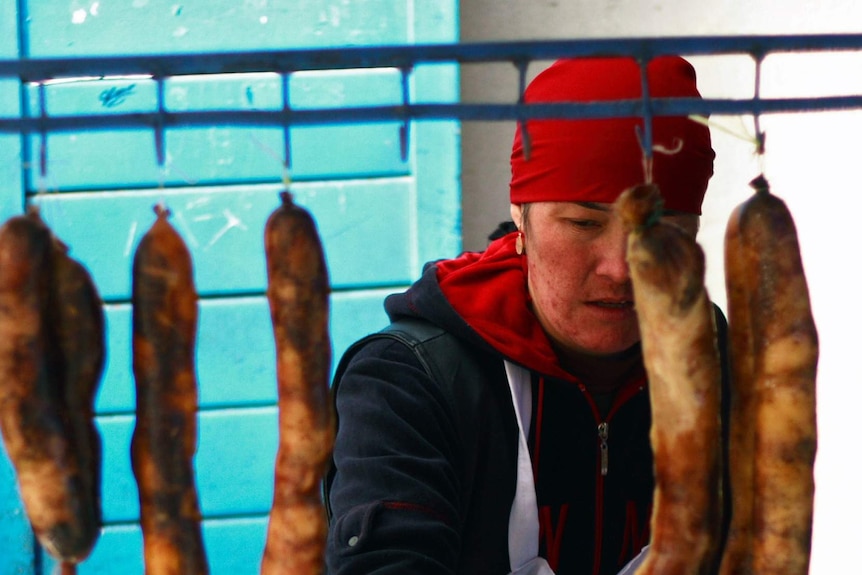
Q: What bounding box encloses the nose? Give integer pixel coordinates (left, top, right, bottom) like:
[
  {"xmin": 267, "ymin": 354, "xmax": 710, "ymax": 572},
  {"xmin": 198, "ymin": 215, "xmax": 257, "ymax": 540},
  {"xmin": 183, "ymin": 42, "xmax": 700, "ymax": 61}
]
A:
[{"xmin": 594, "ymin": 223, "xmax": 630, "ymax": 284}]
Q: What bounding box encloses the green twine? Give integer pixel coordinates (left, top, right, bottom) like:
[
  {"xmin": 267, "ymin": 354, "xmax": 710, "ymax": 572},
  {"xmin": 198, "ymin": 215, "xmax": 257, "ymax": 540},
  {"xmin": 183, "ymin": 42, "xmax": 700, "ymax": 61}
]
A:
[{"xmin": 642, "ymin": 196, "xmax": 665, "ymax": 229}]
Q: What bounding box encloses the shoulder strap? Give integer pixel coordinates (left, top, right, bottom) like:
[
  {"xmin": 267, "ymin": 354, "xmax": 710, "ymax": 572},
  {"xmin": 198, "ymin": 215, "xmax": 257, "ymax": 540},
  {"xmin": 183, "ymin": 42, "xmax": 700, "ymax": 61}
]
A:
[
  {"xmin": 325, "ymin": 319, "xmax": 478, "ymax": 520},
  {"xmin": 329, "ymin": 318, "xmax": 451, "ymax": 399}
]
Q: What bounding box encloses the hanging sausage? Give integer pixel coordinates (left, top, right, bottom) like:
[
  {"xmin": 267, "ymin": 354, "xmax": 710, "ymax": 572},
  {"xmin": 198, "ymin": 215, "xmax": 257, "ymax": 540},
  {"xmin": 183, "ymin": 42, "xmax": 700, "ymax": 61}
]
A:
[
  {"xmin": 616, "ymin": 184, "xmax": 724, "ymax": 575},
  {"xmin": 131, "ymin": 205, "xmax": 209, "ymax": 575},
  {"xmin": 719, "ymin": 176, "xmax": 818, "ymax": 575},
  {"xmin": 260, "ymin": 191, "xmax": 334, "ymax": 575},
  {"xmin": 0, "ymin": 208, "xmax": 105, "ymax": 573}
]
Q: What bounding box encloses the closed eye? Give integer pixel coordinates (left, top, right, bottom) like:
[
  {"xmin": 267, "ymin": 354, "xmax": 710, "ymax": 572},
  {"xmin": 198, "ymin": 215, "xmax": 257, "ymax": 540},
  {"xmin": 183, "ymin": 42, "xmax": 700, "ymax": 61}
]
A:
[{"xmin": 567, "ymin": 219, "xmax": 602, "ymax": 230}]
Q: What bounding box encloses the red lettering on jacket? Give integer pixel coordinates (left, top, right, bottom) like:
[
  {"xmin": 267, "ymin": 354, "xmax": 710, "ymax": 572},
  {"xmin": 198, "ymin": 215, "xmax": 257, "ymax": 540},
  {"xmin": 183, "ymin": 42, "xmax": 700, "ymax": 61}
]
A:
[
  {"xmin": 619, "ymin": 500, "xmax": 651, "ymax": 565},
  {"xmin": 539, "ymin": 503, "xmax": 570, "ymax": 571}
]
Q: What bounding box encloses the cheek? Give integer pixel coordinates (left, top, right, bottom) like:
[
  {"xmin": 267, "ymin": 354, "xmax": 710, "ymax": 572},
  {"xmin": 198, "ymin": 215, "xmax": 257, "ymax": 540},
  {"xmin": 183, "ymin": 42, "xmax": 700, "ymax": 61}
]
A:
[
  {"xmin": 528, "ymin": 231, "xmax": 570, "ymax": 268},
  {"xmin": 526, "ymin": 240, "xmax": 589, "ymax": 300}
]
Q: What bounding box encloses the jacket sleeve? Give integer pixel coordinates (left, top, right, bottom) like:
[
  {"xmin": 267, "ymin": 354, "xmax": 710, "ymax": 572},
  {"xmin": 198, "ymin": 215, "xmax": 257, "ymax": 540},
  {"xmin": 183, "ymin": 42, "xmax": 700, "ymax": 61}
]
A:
[{"xmin": 325, "ymin": 337, "xmax": 465, "ymax": 574}]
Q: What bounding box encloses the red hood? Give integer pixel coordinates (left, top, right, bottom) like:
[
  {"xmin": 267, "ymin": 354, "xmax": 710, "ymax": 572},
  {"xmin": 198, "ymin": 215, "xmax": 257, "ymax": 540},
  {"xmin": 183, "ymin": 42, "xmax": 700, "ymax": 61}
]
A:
[{"xmin": 435, "ymin": 232, "xmax": 576, "ymax": 381}]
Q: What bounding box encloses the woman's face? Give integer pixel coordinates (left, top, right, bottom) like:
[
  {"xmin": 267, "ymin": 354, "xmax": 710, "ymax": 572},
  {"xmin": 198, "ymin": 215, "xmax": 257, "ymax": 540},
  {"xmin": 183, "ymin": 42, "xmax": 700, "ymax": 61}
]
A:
[{"xmin": 512, "ymin": 200, "xmax": 697, "ymax": 357}]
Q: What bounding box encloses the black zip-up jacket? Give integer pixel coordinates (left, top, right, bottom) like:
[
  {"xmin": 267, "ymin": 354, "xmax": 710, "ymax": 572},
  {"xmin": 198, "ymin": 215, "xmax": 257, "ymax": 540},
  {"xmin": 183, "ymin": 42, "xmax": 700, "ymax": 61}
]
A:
[{"xmin": 324, "ymin": 233, "xmax": 729, "ymax": 575}]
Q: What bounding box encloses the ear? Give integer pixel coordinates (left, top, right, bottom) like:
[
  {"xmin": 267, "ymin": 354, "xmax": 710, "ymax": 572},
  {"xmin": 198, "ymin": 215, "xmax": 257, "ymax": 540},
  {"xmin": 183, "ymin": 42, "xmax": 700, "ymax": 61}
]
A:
[{"xmin": 510, "ymin": 204, "xmax": 523, "ymax": 229}]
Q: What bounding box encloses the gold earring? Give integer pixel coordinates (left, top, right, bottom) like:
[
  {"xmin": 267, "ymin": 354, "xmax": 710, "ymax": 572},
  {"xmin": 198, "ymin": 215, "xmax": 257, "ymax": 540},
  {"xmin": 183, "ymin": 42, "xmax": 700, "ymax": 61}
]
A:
[{"xmin": 515, "ymin": 231, "xmax": 524, "ymax": 255}]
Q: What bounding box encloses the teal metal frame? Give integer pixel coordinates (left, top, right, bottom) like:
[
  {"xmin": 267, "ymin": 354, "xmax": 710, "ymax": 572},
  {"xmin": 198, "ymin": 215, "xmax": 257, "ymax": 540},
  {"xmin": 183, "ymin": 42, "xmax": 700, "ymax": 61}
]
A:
[{"xmin": 1, "ymin": 4, "xmax": 860, "ymax": 573}]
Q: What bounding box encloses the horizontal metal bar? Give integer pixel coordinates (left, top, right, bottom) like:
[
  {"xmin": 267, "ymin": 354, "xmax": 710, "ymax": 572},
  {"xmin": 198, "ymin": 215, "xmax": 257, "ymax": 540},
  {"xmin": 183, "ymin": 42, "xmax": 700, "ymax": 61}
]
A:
[
  {"xmin": 2, "ymin": 34, "xmax": 862, "ymax": 82},
  {"xmin": 1, "ymin": 96, "xmax": 861, "ymax": 134}
]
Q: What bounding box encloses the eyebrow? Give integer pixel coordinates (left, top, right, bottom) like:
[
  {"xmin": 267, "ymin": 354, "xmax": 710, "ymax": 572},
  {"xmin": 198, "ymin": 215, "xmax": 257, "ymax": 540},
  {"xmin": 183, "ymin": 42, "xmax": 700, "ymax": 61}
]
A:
[
  {"xmin": 575, "ymin": 201, "xmax": 611, "ymax": 211},
  {"xmin": 576, "ymin": 200, "xmax": 690, "ymax": 217}
]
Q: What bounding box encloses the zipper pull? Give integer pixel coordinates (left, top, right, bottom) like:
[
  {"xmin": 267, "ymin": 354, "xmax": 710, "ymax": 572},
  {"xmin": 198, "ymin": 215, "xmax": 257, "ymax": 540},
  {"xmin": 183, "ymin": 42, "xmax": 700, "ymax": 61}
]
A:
[{"xmin": 598, "ymin": 422, "xmax": 609, "ymax": 476}]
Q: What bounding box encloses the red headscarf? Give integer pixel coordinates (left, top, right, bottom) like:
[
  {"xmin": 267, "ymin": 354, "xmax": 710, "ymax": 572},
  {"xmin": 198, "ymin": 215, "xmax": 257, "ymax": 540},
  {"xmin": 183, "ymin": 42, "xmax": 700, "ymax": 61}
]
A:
[{"xmin": 509, "ymin": 56, "xmax": 714, "ymax": 214}]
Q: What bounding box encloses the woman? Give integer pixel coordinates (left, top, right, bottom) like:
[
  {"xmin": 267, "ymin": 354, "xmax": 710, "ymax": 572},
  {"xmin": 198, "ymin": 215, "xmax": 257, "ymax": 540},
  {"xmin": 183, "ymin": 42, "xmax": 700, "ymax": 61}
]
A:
[{"xmin": 324, "ymin": 55, "xmax": 724, "ymax": 575}]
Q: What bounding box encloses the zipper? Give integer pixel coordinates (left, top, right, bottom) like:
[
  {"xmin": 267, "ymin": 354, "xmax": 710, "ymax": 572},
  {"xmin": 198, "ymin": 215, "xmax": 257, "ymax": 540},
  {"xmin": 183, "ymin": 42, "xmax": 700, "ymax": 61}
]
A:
[
  {"xmin": 592, "ymin": 424, "xmax": 606, "ymax": 575},
  {"xmin": 580, "ymin": 376, "xmax": 646, "ymax": 575},
  {"xmin": 597, "ymin": 421, "xmax": 609, "ymax": 476}
]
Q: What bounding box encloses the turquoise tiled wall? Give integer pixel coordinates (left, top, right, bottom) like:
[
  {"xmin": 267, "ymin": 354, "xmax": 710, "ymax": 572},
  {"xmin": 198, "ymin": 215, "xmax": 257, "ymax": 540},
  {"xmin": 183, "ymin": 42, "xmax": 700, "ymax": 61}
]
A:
[
  {"xmin": 0, "ymin": 2, "xmax": 33, "ymax": 575},
  {"xmin": 0, "ymin": 2, "xmax": 460, "ymax": 573}
]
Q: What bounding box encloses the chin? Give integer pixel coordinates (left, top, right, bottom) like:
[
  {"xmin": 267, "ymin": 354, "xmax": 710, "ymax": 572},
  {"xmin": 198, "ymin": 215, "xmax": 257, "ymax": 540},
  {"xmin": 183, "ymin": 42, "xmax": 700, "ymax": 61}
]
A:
[{"xmin": 577, "ymin": 336, "xmax": 641, "ymax": 357}]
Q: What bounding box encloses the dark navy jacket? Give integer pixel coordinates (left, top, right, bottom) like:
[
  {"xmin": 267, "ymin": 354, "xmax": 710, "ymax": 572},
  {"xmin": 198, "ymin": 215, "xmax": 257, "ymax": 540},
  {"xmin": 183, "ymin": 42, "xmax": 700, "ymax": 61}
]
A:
[{"xmin": 324, "ymin": 234, "xmax": 729, "ymax": 575}]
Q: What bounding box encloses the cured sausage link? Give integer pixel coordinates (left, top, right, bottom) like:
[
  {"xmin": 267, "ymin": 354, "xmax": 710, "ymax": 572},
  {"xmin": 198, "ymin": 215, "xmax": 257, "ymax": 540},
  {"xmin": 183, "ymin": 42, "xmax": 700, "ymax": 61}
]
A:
[
  {"xmin": 50, "ymin": 235, "xmax": 107, "ymax": 569},
  {"xmin": 0, "ymin": 209, "xmax": 99, "ymax": 564},
  {"xmin": 736, "ymin": 176, "xmax": 818, "ymax": 575},
  {"xmin": 616, "ymin": 184, "xmax": 723, "ymax": 575},
  {"xmin": 718, "ymin": 187, "xmax": 760, "ymax": 575},
  {"xmin": 260, "ymin": 191, "xmax": 334, "ymax": 575},
  {"xmin": 131, "ymin": 205, "xmax": 209, "ymax": 575}
]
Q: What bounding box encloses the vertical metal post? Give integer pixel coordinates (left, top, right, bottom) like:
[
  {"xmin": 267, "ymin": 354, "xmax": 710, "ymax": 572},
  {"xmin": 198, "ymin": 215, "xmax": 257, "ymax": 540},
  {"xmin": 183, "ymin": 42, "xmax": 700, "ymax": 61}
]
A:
[
  {"xmin": 153, "ymin": 75, "xmax": 166, "ymax": 173},
  {"xmin": 37, "ymin": 81, "xmax": 47, "ymax": 179},
  {"xmin": 752, "ymin": 52, "xmax": 766, "ymax": 156},
  {"xmin": 637, "ymin": 57, "xmax": 655, "ymax": 184},
  {"xmin": 280, "ymin": 71, "xmax": 292, "ymax": 179},
  {"xmin": 515, "ymin": 58, "xmax": 531, "ymax": 161},
  {"xmin": 399, "ymin": 66, "xmax": 412, "ymax": 162}
]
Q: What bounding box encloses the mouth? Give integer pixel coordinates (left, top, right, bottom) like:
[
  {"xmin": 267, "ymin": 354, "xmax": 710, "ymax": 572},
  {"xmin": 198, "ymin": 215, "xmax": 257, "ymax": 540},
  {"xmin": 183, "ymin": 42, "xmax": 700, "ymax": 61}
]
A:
[{"xmin": 589, "ymin": 299, "xmax": 634, "ymax": 309}]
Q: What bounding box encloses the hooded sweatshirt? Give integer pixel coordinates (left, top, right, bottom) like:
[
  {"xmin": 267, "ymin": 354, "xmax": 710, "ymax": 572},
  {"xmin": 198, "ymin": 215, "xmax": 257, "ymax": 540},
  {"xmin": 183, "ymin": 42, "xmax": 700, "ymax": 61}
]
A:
[{"xmin": 324, "ymin": 231, "xmax": 699, "ymax": 575}]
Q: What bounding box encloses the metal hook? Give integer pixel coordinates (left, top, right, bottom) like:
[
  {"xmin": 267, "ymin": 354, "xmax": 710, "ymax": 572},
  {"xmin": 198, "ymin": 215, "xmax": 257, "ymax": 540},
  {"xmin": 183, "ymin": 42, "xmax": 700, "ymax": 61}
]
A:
[
  {"xmin": 636, "ymin": 57, "xmax": 655, "ymax": 184},
  {"xmin": 153, "ymin": 75, "xmax": 166, "ymax": 171},
  {"xmin": 752, "ymin": 52, "xmax": 766, "ymax": 156},
  {"xmin": 515, "ymin": 58, "xmax": 531, "ymax": 161},
  {"xmin": 36, "ymin": 82, "xmax": 49, "ymax": 181},
  {"xmin": 34, "ymin": 82, "xmax": 48, "ymax": 182},
  {"xmin": 280, "ymin": 71, "xmax": 292, "ymax": 186},
  {"xmin": 398, "ymin": 66, "xmax": 412, "ymax": 162}
]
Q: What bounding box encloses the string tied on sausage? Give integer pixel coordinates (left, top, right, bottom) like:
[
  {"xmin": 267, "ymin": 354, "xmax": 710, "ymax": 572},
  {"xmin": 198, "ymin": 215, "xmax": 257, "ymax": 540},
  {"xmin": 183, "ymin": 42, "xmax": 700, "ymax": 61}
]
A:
[
  {"xmin": 749, "ymin": 174, "xmax": 770, "ymax": 196},
  {"xmin": 643, "ymin": 196, "xmax": 665, "ymax": 229},
  {"xmin": 635, "ymin": 123, "xmax": 686, "ymax": 185},
  {"xmin": 617, "ymin": 183, "xmax": 665, "ymax": 233}
]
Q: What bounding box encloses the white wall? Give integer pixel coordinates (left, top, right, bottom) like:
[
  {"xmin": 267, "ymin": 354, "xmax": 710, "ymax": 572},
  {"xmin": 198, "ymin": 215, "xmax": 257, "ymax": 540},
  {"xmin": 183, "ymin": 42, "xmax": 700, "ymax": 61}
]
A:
[{"xmin": 460, "ymin": 2, "xmax": 862, "ymax": 573}]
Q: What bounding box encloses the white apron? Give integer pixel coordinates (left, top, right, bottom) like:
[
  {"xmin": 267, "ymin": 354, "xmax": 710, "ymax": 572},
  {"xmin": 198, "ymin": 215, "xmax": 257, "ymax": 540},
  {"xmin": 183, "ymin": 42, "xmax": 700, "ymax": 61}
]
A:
[{"xmin": 504, "ymin": 361, "xmax": 556, "ymax": 575}]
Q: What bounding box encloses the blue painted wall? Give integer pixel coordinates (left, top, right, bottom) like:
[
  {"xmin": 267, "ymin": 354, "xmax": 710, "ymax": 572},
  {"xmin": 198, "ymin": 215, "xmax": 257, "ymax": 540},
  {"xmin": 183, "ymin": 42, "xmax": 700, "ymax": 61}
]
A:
[{"xmin": 0, "ymin": 2, "xmax": 460, "ymax": 573}]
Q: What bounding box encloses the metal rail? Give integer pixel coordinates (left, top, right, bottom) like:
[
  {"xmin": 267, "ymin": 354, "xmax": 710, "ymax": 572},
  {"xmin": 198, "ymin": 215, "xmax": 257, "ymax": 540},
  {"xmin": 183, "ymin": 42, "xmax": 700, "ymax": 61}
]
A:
[
  {"xmin": 1, "ymin": 35, "xmax": 861, "ymax": 135},
  {"xmin": 3, "ymin": 34, "xmax": 862, "ymax": 79},
  {"xmin": 3, "ymin": 95, "xmax": 862, "ymax": 134}
]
